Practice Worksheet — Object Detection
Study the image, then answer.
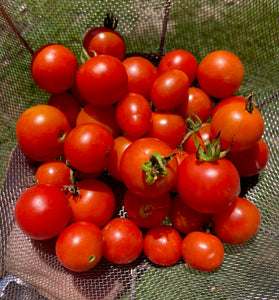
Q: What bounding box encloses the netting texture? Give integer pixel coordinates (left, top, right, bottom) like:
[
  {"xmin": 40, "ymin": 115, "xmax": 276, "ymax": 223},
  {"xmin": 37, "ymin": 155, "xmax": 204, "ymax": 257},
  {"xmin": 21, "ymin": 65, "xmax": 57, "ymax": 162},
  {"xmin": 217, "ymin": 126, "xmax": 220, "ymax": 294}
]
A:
[{"xmin": 0, "ymin": 0, "xmax": 278, "ymax": 299}]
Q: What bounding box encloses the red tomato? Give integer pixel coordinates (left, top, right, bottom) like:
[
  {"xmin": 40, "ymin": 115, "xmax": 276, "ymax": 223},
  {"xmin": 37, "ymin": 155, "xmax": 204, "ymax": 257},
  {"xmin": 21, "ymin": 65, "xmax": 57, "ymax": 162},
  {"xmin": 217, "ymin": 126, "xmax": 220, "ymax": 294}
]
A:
[
  {"xmin": 35, "ymin": 160, "xmax": 72, "ymax": 189},
  {"xmin": 55, "ymin": 221, "xmax": 103, "ymax": 272},
  {"xmin": 31, "ymin": 44, "xmax": 78, "ymax": 94},
  {"xmin": 212, "ymin": 197, "xmax": 261, "ymax": 244},
  {"xmin": 197, "ymin": 50, "xmax": 244, "ymax": 98},
  {"xmin": 76, "ymin": 55, "xmax": 128, "ymax": 106},
  {"xmin": 64, "ymin": 123, "xmax": 115, "ymax": 173},
  {"xmin": 14, "ymin": 184, "xmax": 71, "ymax": 240},
  {"xmin": 115, "ymin": 92, "xmax": 152, "ymax": 138},
  {"xmin": 143, "ymin": 225, "xmax": 182, "ymax": 266},
  {"xmin": 169, "ymin": 194, "xmax": 211, "ymax": 235},
  {"xmin": 182, "ymin": 231, "xmax": 224, "ymax": 271},
  {"xmin": 48, "ymin": 92, "xmax": 81, "ymax": 128},
  {"xmin": 158, "ymin": 49, "xmax": 198, "ymax": 85},
  {"xmin": 124, "ymin": 190, "xmax": 171, "ymax": 228},
  {"xmin": 211, "ymin": 95, "xmax": 245, "ymax": 117},
  {"xmin": 67, "ymin": 179, "xmax": 115, "ymax": 227},
  {"xmin": 177, "ymin": 154, "xmax": 241, "ymax": 214},
  {"xmin": 16, "ymin": 105, "xmax": 71, "ymax": 162},
  {"xmin": 120, "ymin": 137, "xmax": 178, "ymax": 198},
  {"xmin": 122, "ymin": 56, "xmax": 159, "ymax": 100},
  {"xmin": 71, "ymin": 82, "xmax": 90, "ymax": 107},
  {"xmin": 150, "ymin": 69, "xmax": 189, "ymax": 111},
  {"xmin": 102, "ymin": 218, "xmax": 143, "ymax": 264},
  {"xmin": 76, "ymin": 103, "xmax": 121, "ymax": 138},
  {"xmin": 145, "ymin": 111, "xmax": 187, "ymax": 149}
]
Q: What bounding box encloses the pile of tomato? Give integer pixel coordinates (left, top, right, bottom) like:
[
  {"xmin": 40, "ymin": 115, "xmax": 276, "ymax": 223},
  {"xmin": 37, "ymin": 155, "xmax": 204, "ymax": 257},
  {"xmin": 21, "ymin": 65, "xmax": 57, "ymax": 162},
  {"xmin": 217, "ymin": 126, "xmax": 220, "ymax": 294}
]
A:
[{"xmin": 14, "ymin": 15, "xmax": 268, "ymax": 273}]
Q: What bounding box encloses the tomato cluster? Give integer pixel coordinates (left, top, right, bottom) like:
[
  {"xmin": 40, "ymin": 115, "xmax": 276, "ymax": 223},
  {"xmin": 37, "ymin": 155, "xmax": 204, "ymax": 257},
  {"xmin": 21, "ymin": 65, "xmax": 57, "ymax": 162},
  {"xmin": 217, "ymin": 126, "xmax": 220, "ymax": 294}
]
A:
[{"xmin": 14, "ymin": 17, "xmax": 268, "ymax": 273}]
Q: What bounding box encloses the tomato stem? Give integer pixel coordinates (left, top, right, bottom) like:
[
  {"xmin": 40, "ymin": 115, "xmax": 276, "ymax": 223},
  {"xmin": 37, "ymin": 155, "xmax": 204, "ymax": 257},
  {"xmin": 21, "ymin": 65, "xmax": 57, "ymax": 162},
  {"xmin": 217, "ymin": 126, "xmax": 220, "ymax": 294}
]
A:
[
  {"xmin": 245, "ymin": 92, "xmax": 256, "ymax": 113},
  {"xmin": 104, "ymin": 12, "xmax": 118, "ymax": 30}
]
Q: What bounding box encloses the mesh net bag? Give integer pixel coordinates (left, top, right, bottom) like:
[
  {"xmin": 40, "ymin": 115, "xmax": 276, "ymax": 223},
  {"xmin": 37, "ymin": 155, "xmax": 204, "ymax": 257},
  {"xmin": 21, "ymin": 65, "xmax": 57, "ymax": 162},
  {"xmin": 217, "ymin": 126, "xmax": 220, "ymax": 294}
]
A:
[{"xmin": 0, "ymin": 0, "xmax": 279, "ymax": 299}]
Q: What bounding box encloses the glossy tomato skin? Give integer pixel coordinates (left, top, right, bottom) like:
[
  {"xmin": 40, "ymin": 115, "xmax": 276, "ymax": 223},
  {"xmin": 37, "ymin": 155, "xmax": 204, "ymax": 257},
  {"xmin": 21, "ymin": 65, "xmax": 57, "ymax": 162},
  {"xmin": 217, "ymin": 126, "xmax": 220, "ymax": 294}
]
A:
[
  {"xmin": 158, "ymin": 49, "xmax": 198, "ymax": 85},
  {"xmin": 197, "ymin": 50, "xmax": 244, "ymax": 99},
  {"xmin": 123, "ymin": 56, "xmax": 159, "ymax": 100},
  {"xmin": 16, "ymin": 105, "xmax": 71, "ymax": 162},
  {"xmin": 15, "ymin": 184, "xmax": 71, "ymax": 240},
  {"xmin": 124, "ymin": 190, "xmax": 171, "ymax": 228},
  {"xmin": 68, "ymin": 179, "xmax": 116, "ymax": 227},
  {"xmin": 115, "ymin": 92, "xmax": 152, "ymax": 138},
  {"xmin": 64, "ymin": 123, "xmax": 115, "ymax": 173},
  {"xmin": 120, "ymin": 138, "xmax": 178, "ymax": 198},
  {"xmin": 145, "ymin": 111, "xmax": 187, "ymax": 149},
  {"xmin": 76, "ymin": 55, "xmax": 128, "ymax": 106},
  {"xmin": 31, "ymin": 44, "xmax": 78, "ymax": 94},
  {"xmin": 143, "ymin": 225, "xmax": 182, "ymax": 266},
  {"xmin": 212, "ymin": 197, "xmax": 261, "ymax": 244},
  {"xmin": 102, "ymin": 218, "xmax": 143, "ymax": 264},
  {"xmin": 177, "ymin": 154, "xmax": 241, "ymax": 214},
  {"xmin": 55, "ymin": 221, "xmax": 104, "ymax": 272},
  {"xmin": 211, "ymin": 95, "xmax": 245, "ymax": 117},
  {"xmin": 182, "ymin": 231, "xmax": 224, "ymax": 271}
]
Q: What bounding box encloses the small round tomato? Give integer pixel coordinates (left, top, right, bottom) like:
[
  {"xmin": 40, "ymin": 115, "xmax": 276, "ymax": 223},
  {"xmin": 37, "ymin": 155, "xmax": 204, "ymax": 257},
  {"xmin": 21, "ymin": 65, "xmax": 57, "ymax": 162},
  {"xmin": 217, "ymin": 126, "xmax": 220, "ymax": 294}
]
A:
[
  {"xmin": 115, "ymin": 92, "xmax": 152, "ymax": 138},
  {"xmin": 31, "ymin": 44, "xmax": 78, "ymax": 94},
  {"xmin": 143, "ymin": 225, "xmax": 182, "ymax": 266},
  {"xmin": 124, "ymin": 190, "xmax": 171, "ymax": 228},
  {"xmin": 16, "ymin": 105, "xmax": 71, "ymax": 162},
  {"xmin": 150, "ymin": 69, "xmax": 189, "ymax": 111},
  {"xmin": 212, "ymin": 197, "xmax": 261, "ymax": 244},
  {"xmin": 197, "ymin": 50, "xmax": 244, "ymax": 99},
  {"xmin": 145, "ymin": 111, "xmax": 187, "ymax": 149},
  {"xmin": 123, "ymin": 56, "xmax": 159, "ymax": 100},
  {"xmin": 76, "ymin": 55, "xmax": 128, "ymax": 106},
  {"xmin": 158, "ymin": 49, "xmax": 198, "ymax": 85},
  {"xmin": 211, "ymin": 95, "xmax": 245, "ymax": 117},
  {"xmin": 76, "ymin": 103, "xmax": 121, "ymax": 138},
  {"xmin": 15, "ymin": 184, "xmax": 71, "ymax": 240},
  {"xmin": 55, "ymin": 221, "xmax": 104, "ymax": 272},
  {"xmin": 64, "ymin": 123, "xmax": 115, "ymax": 173},
  {"xmin": 182, "ymin": 231, "xmax": 224, "ymax": 271},
  {"xmin": 102, "ymin": 218, "xmax": 143, "ymax": 264}
]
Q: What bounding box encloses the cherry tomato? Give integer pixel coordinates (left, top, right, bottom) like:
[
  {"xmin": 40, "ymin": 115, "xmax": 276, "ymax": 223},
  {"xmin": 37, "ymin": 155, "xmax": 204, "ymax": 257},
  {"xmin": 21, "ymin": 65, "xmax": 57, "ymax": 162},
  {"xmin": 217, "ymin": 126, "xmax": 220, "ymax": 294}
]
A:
[
  {"xmin": 64, "ymin": 123, "xmax": 115, "ymax": 173},
  {"xmin": 76, "ymin": 55, "xmax": 128, "ymax": 106},
  {"xmin": 123, "ymin": 56, "xmax": 159, "ymax": 100},
  {"xmin": 150, "ymin": 69, "xmax": 189, "ymax": 111},
  {"xmin": 211, "ymin": 95, "xmax": 245, "ymax": 117},
  {"xmin": 124, "ymin": 190, "xmax": 171, "ymax": 228},
  {"xmin": 145, "ymin": 111, "xmax": 187, "ymax": 149},
  {"xmin": 102, "ymin": 218, "xmax": 143, "ymax": 264},
  {"xmin": 212, "ymin": 197, "xmax": 261, "ymax": 244},
  {"xmin": 115, "ymin": 92, "xmax": 152, "ymax": 138},
  {"xmin": 197, "ymin": 50, "xmax": 244, "ymax": 98},
  {"xmin": 14, "ymin": 184, "xmax": 71, "ymax": 240},
  {"xmin": 55, "ymin": 221, "xmax": 103, "ymax": 272},
  {"xmin": 67, "ymin": 179, "xmax": 115, "ymax": 227},
  {"xmin": 48, "ymin": 92, "xmax": 81, "ymax": 128},
  {"xmin": 76, "ymin": 103, "xmax": 121, "ymax": 138},
  {"xmin": 16, "ymin": 105, "xmax": 71, "ymax": 162},
  {"xmin": 120, "ymin": 137, "xmax": 178, "ymax": 198},
  {"xmin": 31, "ymin": 44, "xmax": 78, "ymax": 94},
  {"xmin": 182, "ymin": 231, "xmax": 224, "ymax": 271},
  {"xmin": 143, "ymin": 225, "xmax": 182, "ymax": 266},
  {"xmin": 169, "ymin": 194, "xmax": 211, "ymax": 235},
  {"xmin": 71, "ymin": 82, "xmax": 90, "ymax": 107},
  {"xmin": 158, "ymin": 49, "xmax": 198, "ymax": 85},
  {"xmin": 177, "ymin": 154, "xmax": 241, "ymax": 214}
]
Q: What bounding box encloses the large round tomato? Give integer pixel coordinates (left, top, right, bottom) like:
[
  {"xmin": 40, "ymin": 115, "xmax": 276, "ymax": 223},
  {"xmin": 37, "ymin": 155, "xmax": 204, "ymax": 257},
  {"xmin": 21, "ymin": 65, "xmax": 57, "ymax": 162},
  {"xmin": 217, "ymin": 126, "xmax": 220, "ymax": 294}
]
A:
[
  {"xmin": 55, "ymin": 221, "xmax": 104, "ymax": 272},
  {"xmin": 31, "ymin": 44, "xmax": 78, "ymax": 94},
  {"xmin": 76, "ymin": 55, "xmax": 128, "ymax": 106},
  {"xmin": 197, "ymin": 50, "xmax": 244, "ymax": 99},
  {"xmin": 177, "ymin": 154, "xmax": 241, "ymax": 214},
  {"xmin": 102, "ymin": 218, "xmax": 143, "ymax": 264},
  {"xmin": 15, "ymin": 184, "xmax": 71, "ymax": 240},
  {"xmin": 120, "ymin": 137, "xmax": 178, "ymax": 198},
  {"xmin": 64, "ymin": 123, "xmax": 115, "ymax": 173},
  {"xmin": 212, "ymin": 197, "xmax": 261, "ymax": 244},
  {"xmin": 16, "ymin": 105, "xmax": 71, "ymax": 162}
]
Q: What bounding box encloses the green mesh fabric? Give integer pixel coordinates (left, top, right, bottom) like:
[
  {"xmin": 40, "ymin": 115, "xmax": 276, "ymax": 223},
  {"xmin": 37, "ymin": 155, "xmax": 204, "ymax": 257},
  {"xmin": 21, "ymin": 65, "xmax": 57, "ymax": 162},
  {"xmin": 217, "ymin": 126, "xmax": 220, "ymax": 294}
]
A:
[{"xmin": 0, "ymin": 0, "xmax": 278, "ymax": 299}]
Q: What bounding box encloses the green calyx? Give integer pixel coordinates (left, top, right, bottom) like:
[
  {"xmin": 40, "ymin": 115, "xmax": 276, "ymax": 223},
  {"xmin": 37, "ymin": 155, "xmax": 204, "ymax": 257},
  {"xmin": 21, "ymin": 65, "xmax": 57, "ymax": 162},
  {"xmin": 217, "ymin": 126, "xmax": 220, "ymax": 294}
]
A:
[{"xmin": 181, "ymin": 113, "xmax": 203, "ymax": 145}]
